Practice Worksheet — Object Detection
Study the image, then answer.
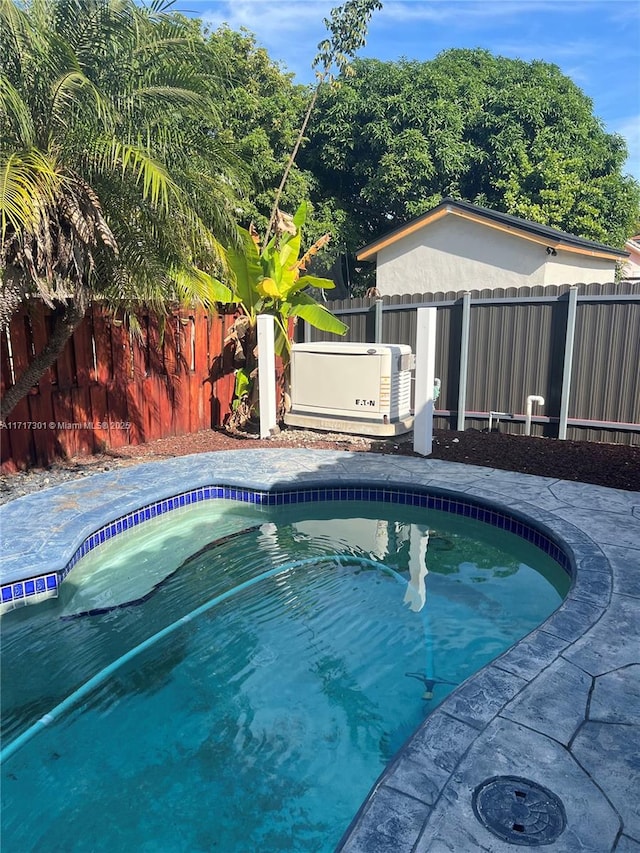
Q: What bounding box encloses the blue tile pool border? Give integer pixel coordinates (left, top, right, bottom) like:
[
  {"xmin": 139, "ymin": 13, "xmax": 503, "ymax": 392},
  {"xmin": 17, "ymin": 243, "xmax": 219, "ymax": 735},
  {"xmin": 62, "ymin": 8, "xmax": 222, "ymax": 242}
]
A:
[{"xmin": 0, "ymin": 483, "xmax": 572, "ymax": 612}]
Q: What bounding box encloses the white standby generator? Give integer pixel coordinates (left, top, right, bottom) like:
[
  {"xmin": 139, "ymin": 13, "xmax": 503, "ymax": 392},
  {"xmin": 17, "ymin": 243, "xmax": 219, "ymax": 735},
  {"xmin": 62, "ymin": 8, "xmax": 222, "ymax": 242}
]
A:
[{"xmin": 284, "ymin": 342, "xmax": 414, "ymax": 436}]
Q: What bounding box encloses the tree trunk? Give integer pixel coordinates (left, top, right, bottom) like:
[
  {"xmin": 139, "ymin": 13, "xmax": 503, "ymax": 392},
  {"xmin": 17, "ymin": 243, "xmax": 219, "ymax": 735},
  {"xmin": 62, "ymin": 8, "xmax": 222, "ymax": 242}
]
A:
[
  {"xmin": 0, "ymin": 301, "xmax": 87, "ymax": 422},
  {"xmin": 264, "ymin": 87, "xmax": 319, "ymax": 246}
]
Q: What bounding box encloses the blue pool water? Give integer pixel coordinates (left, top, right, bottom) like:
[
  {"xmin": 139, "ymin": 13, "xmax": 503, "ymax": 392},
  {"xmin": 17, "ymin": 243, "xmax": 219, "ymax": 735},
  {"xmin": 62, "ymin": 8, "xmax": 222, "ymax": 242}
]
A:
[{"xmin": 0, "ymin": 500, "xmax": 569, "ymax": 852}]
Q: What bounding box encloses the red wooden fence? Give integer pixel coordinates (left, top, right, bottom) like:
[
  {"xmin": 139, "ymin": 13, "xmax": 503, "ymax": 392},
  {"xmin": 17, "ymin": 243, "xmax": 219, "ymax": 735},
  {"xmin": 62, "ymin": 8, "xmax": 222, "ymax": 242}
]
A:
[{"xmin": 1, "ymin": 303, "xmax": 241, "ymax": 472}]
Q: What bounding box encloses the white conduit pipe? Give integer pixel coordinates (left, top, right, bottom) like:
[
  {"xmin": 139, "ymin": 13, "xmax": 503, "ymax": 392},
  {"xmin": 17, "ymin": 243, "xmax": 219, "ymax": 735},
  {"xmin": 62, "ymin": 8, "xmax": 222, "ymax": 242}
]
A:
[{"xmin": 525, "ymin": 395, "xmax": 545, "ymax": 436}]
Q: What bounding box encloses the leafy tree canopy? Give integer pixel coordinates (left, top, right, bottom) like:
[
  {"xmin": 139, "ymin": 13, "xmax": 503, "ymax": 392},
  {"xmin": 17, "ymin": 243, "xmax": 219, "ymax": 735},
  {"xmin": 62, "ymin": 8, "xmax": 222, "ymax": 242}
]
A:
[
  {"xmin": 301, "ymin": 48, "xmax": 640, "ymax": 278},
  {"xmin": 203, "ymin": 17, "xmax": 374, "ymax": 265},
  {"xmin": 0, "ymin": 0, "xmax": 244, "ymax": 418},
  {"xmin": 205, "ymin": 26, "xmax": 313, "ymax": 236}
]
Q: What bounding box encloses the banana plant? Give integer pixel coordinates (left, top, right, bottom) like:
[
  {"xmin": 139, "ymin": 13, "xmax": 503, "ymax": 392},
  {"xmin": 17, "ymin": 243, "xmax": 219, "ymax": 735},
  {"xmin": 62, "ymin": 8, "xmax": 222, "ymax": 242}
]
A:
[{"xmin": 217, "ymin": 201, "xmax": 348, "ymax": 427}]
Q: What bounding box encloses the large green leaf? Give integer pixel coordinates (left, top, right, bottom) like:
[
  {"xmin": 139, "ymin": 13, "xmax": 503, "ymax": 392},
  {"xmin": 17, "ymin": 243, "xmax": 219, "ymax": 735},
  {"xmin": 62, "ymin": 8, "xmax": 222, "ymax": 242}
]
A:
[
  {"xmin": 287, "ymin": 293, "xmax": 348, "ymax": 334},
  {"xmin": 232, "ymin": 367, "xmax": 251, "ymax": 409},
  {"xmin": 285, "ymin": 274, "xmax": 336, "ymax": 297},
  {"xmin": 226, "ymin": 227, "xmax": 262, "ymax": 315},
  {"xmin": 0, "ymin": 77, "xmax": 35, "ymax": 147},
  {"xmin": 292, "ymin": 200, "xmax": 308, "ymax": 230},
  {"xmin": 94, "ymin": 139, "xmax": 179, "ymax": 214},
  {"xmin": 278, "ymin": 235, "xmax": 300, "ymax": 279}
]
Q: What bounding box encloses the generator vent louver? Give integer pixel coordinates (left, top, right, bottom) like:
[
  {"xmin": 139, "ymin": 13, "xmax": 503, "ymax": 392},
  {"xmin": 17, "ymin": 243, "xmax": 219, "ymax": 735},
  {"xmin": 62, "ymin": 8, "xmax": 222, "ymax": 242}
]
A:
[{"xmin": 284, "ymin": 342, "xmax": 414, "ymax": 437}]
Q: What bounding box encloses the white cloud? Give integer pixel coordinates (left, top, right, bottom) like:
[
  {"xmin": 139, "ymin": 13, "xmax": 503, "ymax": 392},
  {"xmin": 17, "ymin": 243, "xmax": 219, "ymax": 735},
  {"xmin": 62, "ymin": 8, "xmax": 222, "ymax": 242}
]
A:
[
  {"xmin": 198, "ymin": 0, "xmax": 332, "ymax": 36},
  {"xmin": 196, "ymin": 0, "xmax": 334, "ymax": 55},
  {"xmin": 377, "ymin": 0, "xmax": 604, "ymax": 26},
  {"xmin": 195, "ymin": 1, "xmax": 337, "ymax": 79}
]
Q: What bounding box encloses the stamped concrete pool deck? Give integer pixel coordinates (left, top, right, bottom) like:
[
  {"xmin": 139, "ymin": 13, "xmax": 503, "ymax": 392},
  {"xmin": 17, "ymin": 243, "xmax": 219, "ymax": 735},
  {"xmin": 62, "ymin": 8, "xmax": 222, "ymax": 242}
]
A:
[{"xmin": 1, "ymin": 449, "xmax": 639, "ymax": 851}]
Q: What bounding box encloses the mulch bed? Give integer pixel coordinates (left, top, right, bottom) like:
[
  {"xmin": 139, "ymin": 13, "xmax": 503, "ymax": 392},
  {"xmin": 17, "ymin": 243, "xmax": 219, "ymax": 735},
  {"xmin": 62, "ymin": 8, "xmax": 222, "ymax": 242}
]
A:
[
  {"xmin": 99, "ymin": 425, "xmax": 640, "ymax": 490},
  {"xmin": 1, "ymin": 427, "xmax": 638, "ymax": 504}
]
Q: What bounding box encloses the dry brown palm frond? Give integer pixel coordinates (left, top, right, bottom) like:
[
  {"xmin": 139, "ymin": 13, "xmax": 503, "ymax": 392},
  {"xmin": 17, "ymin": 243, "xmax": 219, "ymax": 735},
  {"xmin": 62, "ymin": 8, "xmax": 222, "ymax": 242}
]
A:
[
  {"xmin": 294, "ymin": 233, "xmax": 331, "ymax": 272},
  {"xmin": 59, "ymin": 191, "xmax": 93, "ymax": 245},
  {"xmin": 2, "ymin": 168, "xmax": 119, "ymax": 310},
  {"xmin": 224, "ymin": 314, "xmax": 252, "ymax": 365},
  {"xmin": 73, "ymin": 177, "xmax": 118, "ymax": 254}
]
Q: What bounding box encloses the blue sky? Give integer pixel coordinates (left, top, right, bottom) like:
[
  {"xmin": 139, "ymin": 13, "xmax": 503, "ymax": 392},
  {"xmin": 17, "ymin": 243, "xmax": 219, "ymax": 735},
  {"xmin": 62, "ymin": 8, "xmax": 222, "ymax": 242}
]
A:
[{"xmin": 180, "ymin": 0, "xmax": 640, "ymax": 181}]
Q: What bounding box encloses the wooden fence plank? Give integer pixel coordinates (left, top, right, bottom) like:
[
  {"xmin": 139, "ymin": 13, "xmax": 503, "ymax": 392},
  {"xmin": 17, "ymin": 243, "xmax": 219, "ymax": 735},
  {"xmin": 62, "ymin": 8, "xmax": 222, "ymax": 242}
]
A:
[
  {"xmin": 0, "ymin": 328, "xmax": 11, "ymax": 395},
  {"xmin": 92, "ymin": 307, "xmax": 113, "ymax": 385},
  {"xmin": 146, "ymin": 317, "xmax": 171, "ymax": 438},
  {"xmin": 148, "ymin": 315, "xmax": 164, "ymax": 376},
  {"xmin": 9, "ymin": 311, "xmax": 33, "ymax": 389},
  {"xmin": 73, "ymin": 314, "xmax": 95, "ymax": 386},
  {"xmin": 193, "ymin": 312, "xmax": 209, "ymax": 430},
  {"xmin": 4, "ymin": 312, "xmax": 37, "ymax": 467},
  {"xmin": 2, "ymin": 398, "xmax": 34, "ymax": 470},
  {"xmin": 106, "ymin": 319, "xmax": 131, "ymax": 449},
  {"xmin": 29, "ymin": 308, "xmax": 54, "ymax": 391},
  {"xmin": 53, "ymin": 320, "xmax": 76, "ymax": 389},
  {"xmin": 51, "ymin": 390, "xmax": 79, "ymax": 457},
  {"xmin": 3, "ymin": 303, "xmax": 261, "ymax": 467},
  {"xmin": 173, "ymin": 313, "xmax": 192, "ymax": 436},
  {"xmin": 27, "ymin": 307, "xmax": 58, "ymax": 464},
  {"xmin": 89, "ymin": 384, "xmax": 110, "ymax": 450},
  {"xmin": 206, "ymin": 313, "xmax": 225, "ymax": 427},
  {"xmin": 72, "ymin": 386, "xmax": 96, "ymax": 455},
  {"xmin": 0, "ymin": 327, "xmax": 16, "ymax": 471},
  {"xmin": 163, "ymin": 314, "xmax": 178, "ymax": 376},
  {"xmin": 27, "ymin": 395, "xmax": 56, "ymax": 466}
]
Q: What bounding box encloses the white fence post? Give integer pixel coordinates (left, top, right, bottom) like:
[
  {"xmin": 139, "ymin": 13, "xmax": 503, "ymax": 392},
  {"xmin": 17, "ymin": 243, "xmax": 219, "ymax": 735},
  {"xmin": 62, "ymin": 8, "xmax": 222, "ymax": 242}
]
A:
[
  {"xmin": 257, "ymin": 314, "xmax": 277, "ymax": 439},
  {"xmin": 457, "ymin": 291, "xmax": 471, "ymax": 431},
  {"xmin": 558, "ymin": 286, "xmax": 578, "ymax": 440},
  {"xmin": 413, "ymin": 307, "xmax": 437, "ymax": 456}
]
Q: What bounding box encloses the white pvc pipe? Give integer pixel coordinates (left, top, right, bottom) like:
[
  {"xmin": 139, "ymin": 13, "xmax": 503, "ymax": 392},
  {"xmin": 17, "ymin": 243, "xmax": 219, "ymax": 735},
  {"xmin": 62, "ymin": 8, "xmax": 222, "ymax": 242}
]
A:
[
  {"xmin": 488, "ymin": 411, "xmax": 511, "ymax": 432},
  {"xmin": 525, "ymin": 395, "xmax": 545, "ymax": 436}
]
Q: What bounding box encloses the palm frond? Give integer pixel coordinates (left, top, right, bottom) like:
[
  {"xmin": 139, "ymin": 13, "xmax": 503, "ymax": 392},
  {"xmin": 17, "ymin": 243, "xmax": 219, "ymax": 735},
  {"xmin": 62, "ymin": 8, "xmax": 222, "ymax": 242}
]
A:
[
  {"xmin": 170, "ymin": 264, "xmax": 233, "ymax": 307},
  {"xmin": 0, "ymin": 76, "xmax": 35, "ymax": 147},
  {"xmin": 0, "ymin": 148, "xmax": 60, "ymax": 240},
  {"xmin": 49, "ymin": 69, "xmax": 114, "ymax": 135},
  {"xmin": 91, "ymin": 136, "xmax": 181, "ymax": 212}
]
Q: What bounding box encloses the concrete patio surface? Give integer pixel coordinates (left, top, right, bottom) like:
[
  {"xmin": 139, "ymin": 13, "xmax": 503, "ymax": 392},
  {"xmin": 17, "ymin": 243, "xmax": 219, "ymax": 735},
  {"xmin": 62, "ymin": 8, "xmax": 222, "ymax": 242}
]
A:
[{"xmin": 1, "ymin": 449, "xmax": 638, "ymax": 851}]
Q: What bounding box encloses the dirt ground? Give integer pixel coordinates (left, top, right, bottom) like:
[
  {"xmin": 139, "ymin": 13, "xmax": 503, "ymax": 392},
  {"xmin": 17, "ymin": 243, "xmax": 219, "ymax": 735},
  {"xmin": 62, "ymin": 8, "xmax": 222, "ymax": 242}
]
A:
[{"xmin": 1, "ymin": 425, "xmax": 638, "ymax": 505}]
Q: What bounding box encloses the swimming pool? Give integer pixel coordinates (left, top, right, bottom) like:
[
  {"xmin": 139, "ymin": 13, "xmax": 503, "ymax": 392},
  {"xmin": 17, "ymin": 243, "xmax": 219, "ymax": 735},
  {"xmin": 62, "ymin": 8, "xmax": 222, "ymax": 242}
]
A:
[
  {"xmin": 1, "ymin": 490, "xmax": 570, "ymax": 851},
  {"xmin": 1, "ymin": 449, "xmax": 633, "ymax": 852}
]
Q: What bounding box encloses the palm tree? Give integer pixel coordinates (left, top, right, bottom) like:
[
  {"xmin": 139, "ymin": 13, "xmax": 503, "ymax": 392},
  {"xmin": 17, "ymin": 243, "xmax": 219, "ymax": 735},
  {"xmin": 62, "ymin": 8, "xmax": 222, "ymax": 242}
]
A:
[{"xmin": 0, "ymin": 0, "xmax": 241, "ymax": 420}]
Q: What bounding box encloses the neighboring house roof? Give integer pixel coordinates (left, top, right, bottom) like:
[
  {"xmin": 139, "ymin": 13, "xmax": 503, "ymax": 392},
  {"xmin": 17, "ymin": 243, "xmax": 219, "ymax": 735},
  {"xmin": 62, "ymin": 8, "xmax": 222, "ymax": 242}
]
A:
[
  {"xmin": 356, "ymin": 197, "xmax": 629, "ymax": 262},
  {"xmin": 621, "ymin": 236, "xmax": 640, "ymax": 280}
]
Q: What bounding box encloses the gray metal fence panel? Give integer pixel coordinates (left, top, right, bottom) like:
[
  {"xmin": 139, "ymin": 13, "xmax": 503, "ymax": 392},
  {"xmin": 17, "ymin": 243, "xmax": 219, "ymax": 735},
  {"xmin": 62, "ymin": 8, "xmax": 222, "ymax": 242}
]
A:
[
  {"xmin": 569, "ymin": 291, "xmax": 640, "ymax": 435},
  {"xmin": 303, "ymin": 281, "xmax": 639, "ymax": 444}
]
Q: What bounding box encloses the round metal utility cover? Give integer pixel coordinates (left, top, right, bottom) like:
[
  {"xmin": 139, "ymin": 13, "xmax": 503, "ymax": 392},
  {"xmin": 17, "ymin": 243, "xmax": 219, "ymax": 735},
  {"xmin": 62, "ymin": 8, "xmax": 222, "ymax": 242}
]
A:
[{"xmin": 472, "ymin": 776, "xmax": 566, "ymax": 846}]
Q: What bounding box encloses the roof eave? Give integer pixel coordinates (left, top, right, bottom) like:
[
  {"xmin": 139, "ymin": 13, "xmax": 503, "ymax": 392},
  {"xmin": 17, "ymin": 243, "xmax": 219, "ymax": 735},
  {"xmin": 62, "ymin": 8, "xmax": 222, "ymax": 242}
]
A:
[{"xmin": 356, "ymin": 202, "xmax": 627, "ymax": 262}]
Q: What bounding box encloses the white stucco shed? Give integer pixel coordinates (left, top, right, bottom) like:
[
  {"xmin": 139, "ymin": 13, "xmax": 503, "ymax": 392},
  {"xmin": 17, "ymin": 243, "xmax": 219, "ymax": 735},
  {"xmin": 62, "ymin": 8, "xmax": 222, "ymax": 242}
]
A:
[{"xmin": 357, "ymin": 198, "xmax": 628, "ymax": 295}]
